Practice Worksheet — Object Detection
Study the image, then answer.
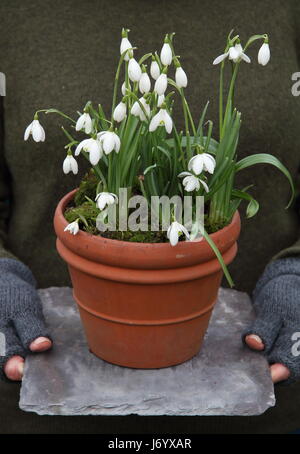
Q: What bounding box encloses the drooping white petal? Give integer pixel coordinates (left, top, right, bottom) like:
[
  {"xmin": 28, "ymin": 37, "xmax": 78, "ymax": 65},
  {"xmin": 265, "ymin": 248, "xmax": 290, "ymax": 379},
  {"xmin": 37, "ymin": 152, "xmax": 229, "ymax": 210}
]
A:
[
  {"xmin": 150, "ymin": 60, "xmax": 160, "ymax": 80},
  {"xmin": 70, "ymin": 156, "xmax": 79, "ymax": 174},
  {"xmin": 95, "ymin": 192, "xmax": 118, "ymax": 210},
  {"xmin": 258, "ymin": 42, "xmax": 270, "ymax": 66},
  {"xmin": 102, "ymin": 133, "xmax": 115, "ymax": 154},
  {"xmin": 31, "ymin": 120, "xmax": 45, "ymax": 142},
  {"xmin": 213, "ymin": 52, "xmax": 229, "ymax": 65},
  {"xmin": 113, "ymin": 133, "xmax": 121, "ymax": 153},
  {"xmin": 64, "ymin": 221, "xmax": 79, "ymax": 235},
  {"xmin": 241, "ymin": 52, "xmax": 251, "ymax": 63},
  {"xmin": 154, "ymin": 73, "xmax": 168, "ymax": 95},
  {"xmin": 113, "ymin": 101, "xmax": 127, "ymax": 122},
  {"xmin": 149, "ymin": 111, "xmax": 161, "ymax": 132},
  {"xmin": 175, "ymin": 67, "xmax": 188, "ymax": 88},
  {"xmin": 128, "ymin": 58, "xmax": 142, "ymax": 82},
  {"xmin": 199, "ymin": 179, "xmax": 209, "ymax": 193},
  {"xmin": 157, "ymin": 94, "xmax": 165, "ymax": 107},
  {"xmin": 160, "ymin": 42, "xmax": 172, "ymax": 66},
  {"xmin": 24, "ymin": 122, "xmax": 33, "ymax": 141},
  {"xmin": 203, "ymin": 154, "xmax": 216, "ymax": 174},
  {"xmin": 139, "ymin": 72, "xmax": 151, "ymax": 94},
  {"xmin": 120, "ymin": 37, "xmax": 132, "ymax": 61},
  {"xmin": 167, "ymin": 221, "xmax": 190, "ymax": 246},
  {"xmin": 131, "ymin": 100, "xmax": 140, "ymax": 117},
  {"xmin": 84, "ymin": 114, "xmax": 92, "ymax": 133},
  {"xmin": 229, "ymin": 45, "xmax": 240, "ymax": 62},
  {"xmin": 63, "ymin": 156, "xmax": 71, "ymax": 174},
  {"xmin": 89, "ymin": 146, "xmax": 101, "ymax": 166},
  {"xmin": 183, "ymin": 175, "xmax": 200, "ymax": 192},
  {"xmin": 76, "ymin": 114, "xmax": 86, "ymax": 132},
  {"xmin": 161, "ymin": 109, "xmax": 173, "ymax": 134},
  {"xmin": 75, "ymin": 138, "xmax": 89, "ymax": 156},
  {"xmin": 188, "ymin": 155, "xmax": 204, "ymax": 175}
]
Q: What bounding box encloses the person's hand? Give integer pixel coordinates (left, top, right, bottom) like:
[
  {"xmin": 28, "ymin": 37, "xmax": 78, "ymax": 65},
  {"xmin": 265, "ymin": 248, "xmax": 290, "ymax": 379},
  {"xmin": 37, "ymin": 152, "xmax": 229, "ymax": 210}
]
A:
[
  {"xmin": 243, "ymin": 258, "xmax": 300, "ymax": 384},
  {"xmin": 0, "ymin": 259, "xmax": 52, "ymax": 381}
]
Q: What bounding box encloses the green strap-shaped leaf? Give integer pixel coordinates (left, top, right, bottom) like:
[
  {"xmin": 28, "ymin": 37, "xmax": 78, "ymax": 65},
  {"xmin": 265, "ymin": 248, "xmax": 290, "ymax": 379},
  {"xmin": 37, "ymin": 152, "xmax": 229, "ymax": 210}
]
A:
[{"xmin": 235, "ymin": 154, "xmax": 295, "ymax": 208}]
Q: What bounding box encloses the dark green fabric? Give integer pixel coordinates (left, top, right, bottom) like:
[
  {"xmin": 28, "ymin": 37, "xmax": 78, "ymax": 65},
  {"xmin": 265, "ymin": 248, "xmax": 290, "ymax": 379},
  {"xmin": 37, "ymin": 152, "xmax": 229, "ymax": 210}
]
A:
[{"xmin": 0, "ymin": 0, "xmax": 300, "ymax": 434}]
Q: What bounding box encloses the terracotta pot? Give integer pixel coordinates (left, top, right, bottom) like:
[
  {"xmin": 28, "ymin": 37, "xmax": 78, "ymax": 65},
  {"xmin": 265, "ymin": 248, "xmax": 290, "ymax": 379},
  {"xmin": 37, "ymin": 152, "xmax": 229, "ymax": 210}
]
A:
[{"xmin": 54, "ymin": 189, "xmax": 241, "ymax": 369}]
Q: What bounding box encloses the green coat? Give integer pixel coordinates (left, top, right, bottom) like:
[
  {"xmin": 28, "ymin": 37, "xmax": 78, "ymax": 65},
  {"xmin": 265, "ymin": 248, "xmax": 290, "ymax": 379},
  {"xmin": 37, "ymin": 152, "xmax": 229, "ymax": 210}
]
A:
[{"xmin": 0, "ymin": 0, "xmax": 300, "ymax": 434}]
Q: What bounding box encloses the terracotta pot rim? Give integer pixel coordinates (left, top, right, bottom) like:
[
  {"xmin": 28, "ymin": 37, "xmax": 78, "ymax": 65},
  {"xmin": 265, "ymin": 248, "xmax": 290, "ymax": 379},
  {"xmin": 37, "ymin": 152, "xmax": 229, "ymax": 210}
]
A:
[{"xmin": 56, "ymin": 188, "xmax": 240, "ymax": 248}]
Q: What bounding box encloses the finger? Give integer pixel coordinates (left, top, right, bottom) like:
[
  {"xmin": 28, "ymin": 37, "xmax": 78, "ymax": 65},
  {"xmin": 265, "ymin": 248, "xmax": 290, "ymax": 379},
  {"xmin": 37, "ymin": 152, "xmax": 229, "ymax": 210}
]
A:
[
  {"xmin": 13, "ymin": 308, "xmax": 51, "ymax": 350},
  {"xmin": 29, "ymin": 336, "xmax": 52, "ymax": 352},
  {"xmin": 242, "ymin": 310, "xmax": 282, "ymax": 353},
  {"xmin": 244, "ymin": 334, "xmax": 265, "ymax": 351},
  {"xmin": 0, "ymin": 320, "xmax": 26, "ymax": 381},
  {"xmin": 4, "ymin": 355, "xmax": 25, "ymax": 381},
  {"xmin": 268, "ymin": 324, "xmax": 300, "ymax": 384},
  {"xmin": 270, "ymin": 363, "xmax": 291, "ymax": 384}
]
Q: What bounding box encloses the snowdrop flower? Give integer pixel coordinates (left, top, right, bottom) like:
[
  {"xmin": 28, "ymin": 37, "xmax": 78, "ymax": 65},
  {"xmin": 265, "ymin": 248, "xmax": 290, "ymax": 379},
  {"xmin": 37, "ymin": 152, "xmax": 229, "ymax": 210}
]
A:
[
  {"xmin": 175, "ymin": 66, "xmax": 188, "ymax": 88},
  {"xmin": 154, "ymin": 73, "xmax": 168, "ymax": 95},
  {"xmin": 150, "ymin": 59, "xmax": 160, "ymax": 80},
  {"xmin": 75, "ymin": 138, "xmax": 102, "ymax": 165},
  {"xmin": 149, "ymin": 108, "xmax": 172, "ymax": 134},
  {"xmin": 258, "ymin": 41, "xmax": 270, "ymax": 66},
  {"xmin": 24, "ymin": 118, "xmax": 45, "ymax": 142},
  {"xmin": 178, "ymin": 171, "xmax": 209, "ymax": 193},
  {"xmin": 121, "ymin": 81, "xmax": 131, "ymax": 96},
  {"xmin": 213, "ymin": 43, "xmax": 250, "ymax": 65},
  {"xmin": 188, "ymin": 153, "xmax": 216, "ymax": 175},
  {"xmin": 75, "ymin": 112, "xmax": 92, "ymax": 134},
  {"xmin": 160, "ymin": 39, "xmax": 173, "ymax": 66},
  {"xmin": 157, "ymin": 94, "xmax": 165, "ymax": 107},
  {"xmin": 64, "ymin": 220, "xmax": 79, "ymax": 236},
  {"xmin": 95, "ymin": 192, "xmax": 118, "ymax": 211},
  {"xmin": 139, "ymin": 69, "xmax": 151, "ymax": 94},
  {"xmin": 63, "ymin": 154, "xmax": 78, "ymax": 175},
  {"xmin": 131, "ymin": 97, "xmax": 150, "ymax": 121},
  {"xmin": 128, "ymin": 58, "xmax": 142, "ymax": 82},
  {"xmin": 113, "ymin": 101, "xmax": 127, "ymax": 122},
  {"xmin": 120, "ymin": 29, "xmax": 132, "ymax": 61},
  {"xmin": 167, "ymin": 221, "xmax": 190, "ymax": 246},
  {"xmin": 97, "ymin": 131, "xmax": 121, "ymax": 155}
]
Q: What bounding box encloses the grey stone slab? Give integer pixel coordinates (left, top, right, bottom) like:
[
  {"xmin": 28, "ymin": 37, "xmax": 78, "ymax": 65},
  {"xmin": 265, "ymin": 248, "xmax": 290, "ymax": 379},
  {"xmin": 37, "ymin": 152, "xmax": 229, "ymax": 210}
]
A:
[{"xmin": 19, "ymin": 287, "xmax": 275, "ymax": 416}]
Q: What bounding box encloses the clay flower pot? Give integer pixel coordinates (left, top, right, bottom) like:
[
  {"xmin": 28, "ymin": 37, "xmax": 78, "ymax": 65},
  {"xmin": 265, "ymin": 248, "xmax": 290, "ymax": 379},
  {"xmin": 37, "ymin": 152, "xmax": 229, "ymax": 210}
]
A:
[{"xmin": 54, "ymin": 189, "xmax": 241, "ymax": 369}]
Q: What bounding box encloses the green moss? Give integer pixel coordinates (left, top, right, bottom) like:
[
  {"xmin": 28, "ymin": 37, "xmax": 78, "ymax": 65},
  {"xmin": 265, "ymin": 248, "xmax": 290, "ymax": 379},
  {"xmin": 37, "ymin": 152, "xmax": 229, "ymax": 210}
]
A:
[{"xmin": 74, "ymin": 170, "xmax": 98, "ymax": 206}]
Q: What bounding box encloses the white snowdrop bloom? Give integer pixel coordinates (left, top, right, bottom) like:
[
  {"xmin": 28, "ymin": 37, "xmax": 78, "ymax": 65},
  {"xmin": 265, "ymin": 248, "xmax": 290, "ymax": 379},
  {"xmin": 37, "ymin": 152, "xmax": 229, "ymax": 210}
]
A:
[
  {"xmin": 75, "ymin": 138, "xmax": 102, "ymax": 165},
  {"xmin": 128, "ymin": 58, "xmax": 142, "ymax": 82},
  {"xmin": 63, "ymin": 155, "xmax": 78, "ymax": 175},
  {"xmin": 213, "ymin": 43, "xmax": 250, "ymax": 65},
  {"xmin": 95, "ymin": 192, "xmax": 118, "ymax": 211},
  {"xmin": 160, "ymin": 42, "xmax": 172, "ymax": 66},
  {"xmin": 113, "ymin": 101, "xmax": 127, "ymax": 123},
  {"xmin": 24, "ymin": 119, "xmax": 45, "ymax": 142},
  {"xmin": 258, "ymin": 42, "xmax": 270, "ymax": 66},
  {"xmin": 157, "ymin": 94, "xmax": 165, "ymax": 107},
  {"xmin": 188, "ymin": 153, "xmax": 216, "ymax": 175},
  {"xmin": 178, "ymin": 171, "xmax": 209, "ymax": 193},
  {"xmin": 154, "ymin": 73, "xmax": 168, "ymax": 95},
  {"xmin": 149, "ymin": 108, "xmax": 172, "ymax": 134},
  {"xmin": 167, "ymin": 221, "xmax": 190, "ymax": 247},
  {"xmin": 97, "ymin": 131, "xmax": 121, "ymax": 155},
  {"xmin": 75, "ymin": 112, "xmax": 92, "ymax": 134},
  {"xmin": 120, "ymin": 36, "xmax": 132, "ymax": 61},
  {"xmin": 131, "ymin": 97, "xmax": 150, "ymax": 121},
  {"xmin": 139, "ymin": 72, "xmax": 151, "ymax": 94},
  {"xmin": 175, "ymin": 66, "xmax": 188, "ymax": 88},
  {"xmin": 64, "ymin": 220, "xmax": 79, "ymax": 236},
  {"xmin": 150, "ymin": 60, "xmax": 160, "ymax": 80},
  {"xmin": 229, "ymin": 43, "xmax": 250, "ymax": 63}
]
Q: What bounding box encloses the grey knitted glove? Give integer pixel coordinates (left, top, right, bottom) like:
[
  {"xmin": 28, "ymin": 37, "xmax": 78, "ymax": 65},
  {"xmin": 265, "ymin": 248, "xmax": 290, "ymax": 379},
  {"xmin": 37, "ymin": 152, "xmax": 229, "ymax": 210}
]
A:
[
  {"xmin": 0, "ymin": 258, "xmax": 50, "ymax": 380},
  {"xmin": 242, "ymin": 257, "xmax": 300, "ymax": 384}
]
